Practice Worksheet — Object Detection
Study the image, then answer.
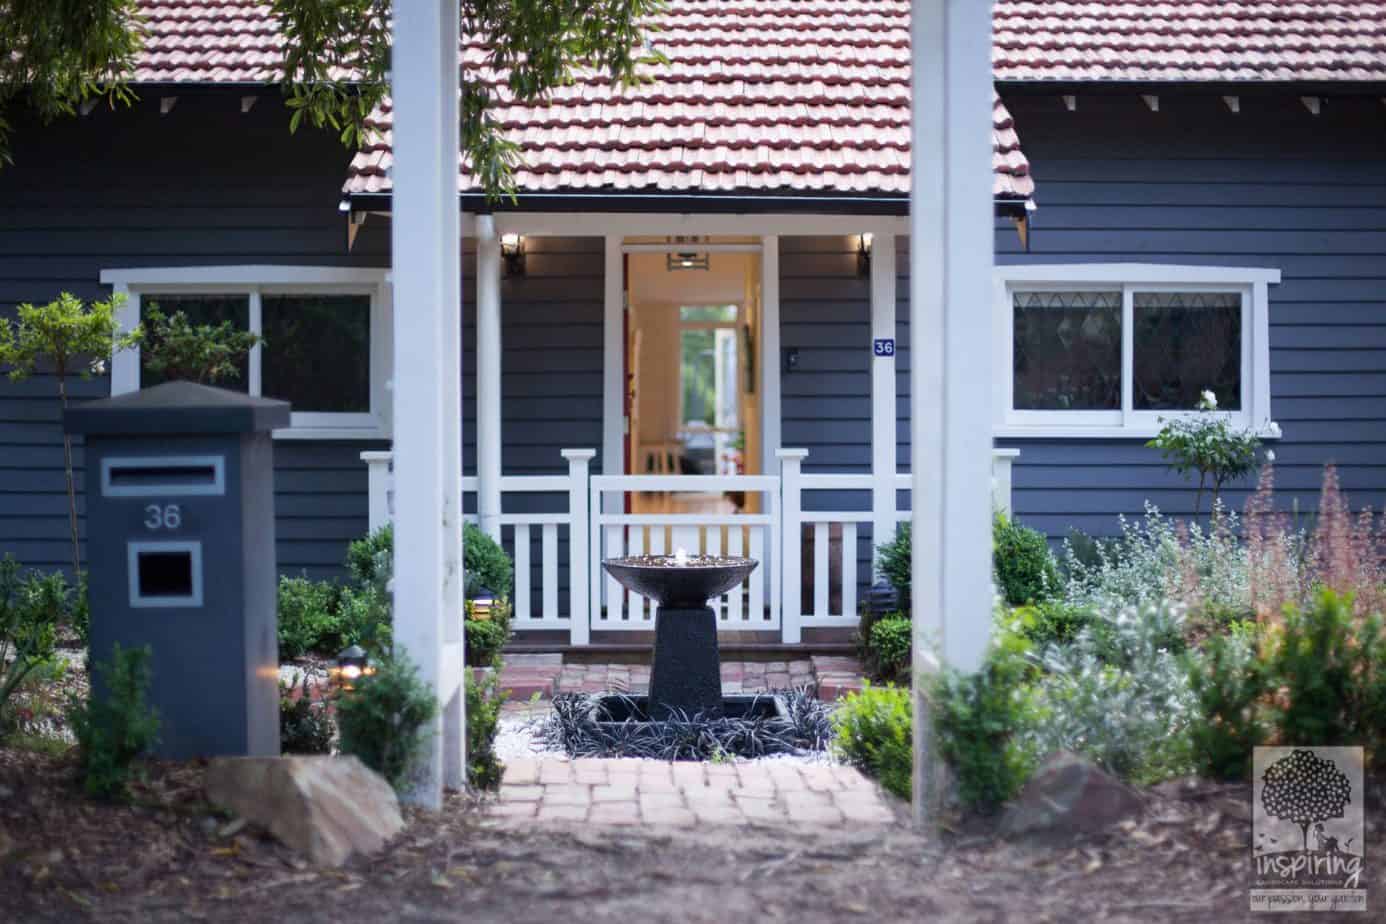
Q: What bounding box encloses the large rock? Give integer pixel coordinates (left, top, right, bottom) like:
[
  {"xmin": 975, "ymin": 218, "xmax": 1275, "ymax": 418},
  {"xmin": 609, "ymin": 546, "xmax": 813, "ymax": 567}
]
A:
[
  {"xmin": 206, "ymin": 756, "xmax": 404, "ymax": 867},
  {"xmin": 999, "ymin": 751, "xmax": 1144, "ymax": 841}
]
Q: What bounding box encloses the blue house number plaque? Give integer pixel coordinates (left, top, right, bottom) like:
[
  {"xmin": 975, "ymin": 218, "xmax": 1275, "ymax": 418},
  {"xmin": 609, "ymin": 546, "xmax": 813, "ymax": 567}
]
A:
[{"xmin": 873, "ymin": 338, "xmax": 896, "ymax": 357}]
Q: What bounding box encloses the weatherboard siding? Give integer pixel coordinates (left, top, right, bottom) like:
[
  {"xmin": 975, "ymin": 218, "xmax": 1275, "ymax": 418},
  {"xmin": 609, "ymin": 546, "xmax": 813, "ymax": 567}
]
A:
[
  {"xmin": 0, "ymin": 96, "xmax": 604, "ymax": 583},
  {"xmin": 993, "ymin": 93, "xmax": 1386, "ymax": 542},
  {"xmin": 0, "ymin": 98, "xmax": 389, "ymax": 579}
]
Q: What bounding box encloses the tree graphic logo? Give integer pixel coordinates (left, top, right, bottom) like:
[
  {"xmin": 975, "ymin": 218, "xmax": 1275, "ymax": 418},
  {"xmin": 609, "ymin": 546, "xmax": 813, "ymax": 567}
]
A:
[
  {"xmin": 1261, "ymin": 749, "xmax": 1353, "ymax": 853},
  {"xmin": 1251, "ymin": 746, "xmax": 1366, "ymax": 913}
]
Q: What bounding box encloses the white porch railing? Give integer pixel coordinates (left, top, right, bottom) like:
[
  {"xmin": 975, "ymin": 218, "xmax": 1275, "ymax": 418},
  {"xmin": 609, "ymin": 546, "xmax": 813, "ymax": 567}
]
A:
[
  {"xmin": 589, "ymin": 474, "xmax": 780, "ymax": 637},
  {"xmin": 360, "ymin": 446, "xmax": 1019, "ymax": 644}
]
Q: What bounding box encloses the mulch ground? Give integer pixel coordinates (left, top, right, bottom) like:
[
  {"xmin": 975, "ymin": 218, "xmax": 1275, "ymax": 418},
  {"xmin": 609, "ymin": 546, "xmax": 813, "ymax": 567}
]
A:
[{"xmin": 1, "ymin": 746, "xmax": 1382, "ymax": 924}]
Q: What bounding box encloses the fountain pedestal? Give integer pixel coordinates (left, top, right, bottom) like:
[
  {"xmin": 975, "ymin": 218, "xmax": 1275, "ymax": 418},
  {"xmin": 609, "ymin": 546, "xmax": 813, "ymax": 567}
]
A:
[
  {"xmin": 602, "ymin": 554, "xmax": 758, "ymax": 719},
  {"xmin": 648, "ymin": 605, "xmax": 722, "ymax": 719}
]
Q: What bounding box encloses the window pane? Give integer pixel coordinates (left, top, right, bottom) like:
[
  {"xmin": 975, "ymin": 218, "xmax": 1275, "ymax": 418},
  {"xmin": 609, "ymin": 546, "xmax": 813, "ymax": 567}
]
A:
[
  {"xmin": 1013, "ymin": 291, "xmax": 1122, "ymax": 410},
  {"xmin": 140, "ymin": 295, "xmax": 251, "ymax": 391},
  {"xmin": 680, "ymin": 305, "xmax": 737, "ymax": 323},
  {"xmin": 262, "ymin": 294, "xmax": 371, "ymax": 414},
  {"xmin": 1133, "ymin": 292, "xmax": 1241, "ymax": 411}
]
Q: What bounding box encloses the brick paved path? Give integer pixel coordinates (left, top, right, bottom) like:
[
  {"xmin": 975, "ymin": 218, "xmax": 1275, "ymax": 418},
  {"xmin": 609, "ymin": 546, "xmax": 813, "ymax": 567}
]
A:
[{"xmin": 487, "ymin": 757, "xmax": 901, "ymax": 828}]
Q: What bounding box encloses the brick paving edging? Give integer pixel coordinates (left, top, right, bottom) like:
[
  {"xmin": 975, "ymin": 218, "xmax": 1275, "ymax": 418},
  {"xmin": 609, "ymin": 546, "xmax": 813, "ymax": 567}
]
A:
[
  {"xmin": 488, "ymin": 757, "xmax": 902, "ymax": 828},
  {"xmin": 492, "ymin": 655, "xmax": 865, "ymax": 702}
]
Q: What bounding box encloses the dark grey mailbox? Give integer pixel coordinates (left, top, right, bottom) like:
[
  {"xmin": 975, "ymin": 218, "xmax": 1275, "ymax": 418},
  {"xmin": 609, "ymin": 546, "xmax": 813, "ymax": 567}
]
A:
[{"xmin": 65, "ymin": 381, "xmax": 289, "ymax": 759}]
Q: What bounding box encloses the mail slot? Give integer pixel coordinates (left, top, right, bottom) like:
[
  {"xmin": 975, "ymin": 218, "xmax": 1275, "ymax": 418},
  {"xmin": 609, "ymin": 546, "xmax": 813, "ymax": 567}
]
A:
[{"xmin": 65, "ymin": 381, "xmax": 290, "ymax": 759}]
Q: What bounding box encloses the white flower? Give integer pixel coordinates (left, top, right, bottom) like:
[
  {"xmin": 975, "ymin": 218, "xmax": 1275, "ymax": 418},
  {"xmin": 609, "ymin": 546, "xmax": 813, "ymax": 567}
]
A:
[{"xmin": 1200, "ymin": 389, "xmax": 1218, "ymax": 410}]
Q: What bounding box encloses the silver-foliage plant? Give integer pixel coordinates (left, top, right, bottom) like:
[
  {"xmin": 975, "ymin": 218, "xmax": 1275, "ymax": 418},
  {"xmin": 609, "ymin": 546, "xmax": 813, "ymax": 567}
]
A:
[
  {"xmin": 1026, "ymin": 600, "xmax": 1197, "ymax": 784},
  {"xmin": 1061, "ymin": 501, "xmax": 1257, "ymax": 616}
]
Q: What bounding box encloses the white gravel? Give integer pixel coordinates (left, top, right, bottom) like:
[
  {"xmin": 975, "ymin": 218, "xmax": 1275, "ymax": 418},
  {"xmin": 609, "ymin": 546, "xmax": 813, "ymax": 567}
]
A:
[{"xmin": 495, "ymin": 717, "xmax": 839, "ymax": 766}]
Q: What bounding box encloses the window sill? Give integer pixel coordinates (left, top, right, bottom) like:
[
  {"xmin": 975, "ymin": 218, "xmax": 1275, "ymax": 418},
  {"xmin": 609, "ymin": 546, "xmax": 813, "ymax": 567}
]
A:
[
  {"xmin": 994, "ymin": 421, "xmax": 1282, "ymax": 441},
  {"xmin": 272, "ymin": 427, "xmax": 390, "ymax": 441}
]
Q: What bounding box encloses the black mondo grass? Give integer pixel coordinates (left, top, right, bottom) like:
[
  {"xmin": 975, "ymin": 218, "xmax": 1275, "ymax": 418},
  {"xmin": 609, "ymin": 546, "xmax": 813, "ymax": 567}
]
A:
[{"xmin": 540, "ymin": 687, "xmax": 833, "ymax": 761}]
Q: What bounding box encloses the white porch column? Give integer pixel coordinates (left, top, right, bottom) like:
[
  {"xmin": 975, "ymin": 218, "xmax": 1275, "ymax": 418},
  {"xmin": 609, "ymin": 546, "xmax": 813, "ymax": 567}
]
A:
[
  {"xmin": 910, "ymin": 0, "xmax": 996, "ymax": 821},
  {"xmin": 759, "ymin": 235, "xmax": 782, "ymax": 476},
  {"xmin": 870, "ymin": 232, "xmax": 898, "ymax": 572},
  {"xmin": 476, "ymin": 214, "xmax": 503, "ymax": 542},
  {"xmin": 390, "ymin": 0, "xmax": 464, "ymax": 809}
]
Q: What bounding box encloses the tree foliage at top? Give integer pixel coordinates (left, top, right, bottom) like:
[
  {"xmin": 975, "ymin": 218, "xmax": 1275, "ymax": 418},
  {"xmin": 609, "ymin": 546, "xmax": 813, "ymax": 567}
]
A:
[
  {"xmin": 0, "ymin": 0, "xmax": 142, "ymax": 163},
  {"xmin": 2, "ymin": 1, "xmax": 667, "ymax": 197},
  {"xmin": 273, "ymin": 0, "xmax": 667, "ymax": 197}
]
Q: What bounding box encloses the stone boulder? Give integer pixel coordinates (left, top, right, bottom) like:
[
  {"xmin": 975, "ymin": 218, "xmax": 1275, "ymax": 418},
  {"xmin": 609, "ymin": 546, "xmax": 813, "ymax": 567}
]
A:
[
  {"xmin": 999, "ymin": 751, "xmax": 1144, "ymax": 841},
  {"xmin": 206, "ymin": 756, "xmax": 404, "ymax": 867}
]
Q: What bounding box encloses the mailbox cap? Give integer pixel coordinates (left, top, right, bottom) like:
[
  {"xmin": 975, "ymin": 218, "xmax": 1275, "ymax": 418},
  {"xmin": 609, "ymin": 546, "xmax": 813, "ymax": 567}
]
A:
[{"xmin": 64, "ymin": 381, "xmax": 291, "ymax": 436}]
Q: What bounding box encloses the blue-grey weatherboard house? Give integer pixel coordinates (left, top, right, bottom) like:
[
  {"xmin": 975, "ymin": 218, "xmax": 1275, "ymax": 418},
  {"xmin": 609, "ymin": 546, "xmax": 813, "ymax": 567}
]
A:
[{"xmin": 2, "ymin": 1, "xmax": 1383, "ymax": 647}]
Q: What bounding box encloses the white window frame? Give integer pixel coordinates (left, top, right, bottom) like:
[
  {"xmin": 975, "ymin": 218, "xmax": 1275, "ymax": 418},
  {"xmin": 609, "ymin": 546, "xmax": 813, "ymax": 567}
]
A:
[
  {"xmin": 992, "ymin": 263, "xmax": 1281, "ymax": 439},
  {"xmin": 101, "ymin": 266, "xmax": 392, "ymax": 440}
]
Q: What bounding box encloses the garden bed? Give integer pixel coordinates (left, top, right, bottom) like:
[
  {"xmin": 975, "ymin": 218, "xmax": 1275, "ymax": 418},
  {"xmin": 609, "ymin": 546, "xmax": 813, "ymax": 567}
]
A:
[{"xmin": 4, "ymin": 744, "xmax": 1382, "ymax": 922}]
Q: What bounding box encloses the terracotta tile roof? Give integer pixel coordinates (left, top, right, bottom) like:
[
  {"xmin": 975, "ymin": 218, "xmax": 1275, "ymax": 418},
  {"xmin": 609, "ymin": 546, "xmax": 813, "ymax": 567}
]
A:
[
  {"xmin": 133, "ymin": 2, "xmax": 283, "ymax": 83},
  {"xmin": 128, "ymin": 2, "xmax": 1386, "ymax": 203},
  {"xmin": 994, "ymin": 1, "xmax": 1386, "ymax": 83},
  {"xmin": 342, "ymin": 3, "xmax": 1030, "ymax": 203}
]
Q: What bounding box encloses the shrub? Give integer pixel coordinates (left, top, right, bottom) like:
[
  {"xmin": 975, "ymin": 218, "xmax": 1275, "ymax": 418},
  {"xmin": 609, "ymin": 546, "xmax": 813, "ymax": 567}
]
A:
[
  {"xmin": 466, "ymin": 615, "xmax": 510, "ymax": 667},
  {"xmin": 1029, "ymin": 601, "xmax": 1195, "ymax": 784},
  {"xmin": 867, "ymin": 616, "xmax": 912, "ymax": 682},
  {"xmin": 1269, "ymin": 590, "xmax": 1386, "ymax": 762},
  {"xmin": 875, "ymin": 523, "xmax": 912, "ymax": 610},
  {"xmin": 346, "ymin": 524, "xmax": 392, "ymax": 593},
  {"xmin": 338, "ymin": 584, "xmax": 393, "ymax": 654},
  {"xmin": 1146, "ymin": 390, "xmax": 1261, "ymax": 517},
  {"xmin": 0, "ymin": 557, "xmax": 61, "ymax": 727},
  {"xmin": 1185, "ymin": 632, "xmax": 1268, "ymax": 781},
  {"xmin": 1062, "ymin": 503, "xmax": 1253, "ymax": 617},
  {"xmin": 993, "ymin": 512, "xmax": 1060, "ymax": 606},
  {"xmin": 279, "ymin": 673, "xmax": 335, "ymax": 755},
  {"xmin": 137, "ymin": 304, "xmax": 263, "ymax": 385},
  {"xmin": 464, "ymin": 523, "xmax": 513, "ymax": 599},
  {"xmin": 930, "ymin": 616, "xmax": 1038, "ymax": 811},
  {"xmin": 1013, "ymin": 598, "xmax": 1091, "ymax": 648},
  {"xmin": 346, "ymin": 522, "xmax": 515, "ymax": 601},
  {"xmin": 466, "ymin": 665, "xmax": 507, "ymax": 789},
  {"xmin": 832, "ymin": 682, "xmax": 912, "ymax": 800},
  {"xmin": 277, "ymin": 576, "xmax": 345, "ymax": 660},
  {"xmin": 68, "ymin": 644, "xmax": 160, "ymax": 800},
  {"xmin": 336, "ymin": 647, "xmax": 439, "ymax": 792}
]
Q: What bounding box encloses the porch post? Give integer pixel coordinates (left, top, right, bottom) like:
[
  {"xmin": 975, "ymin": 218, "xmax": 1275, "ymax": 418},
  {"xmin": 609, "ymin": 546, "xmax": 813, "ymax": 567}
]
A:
[
  {"xmin": 909, "ymin": 0, "xmax": 996, "ymax": 823},
  {"xmin": 390, "ymin": 0, "xmax": 464, "ymax": 809},
  {"xmin": 477, "ymin": 214, "xmax": 503, "ymax": 542},
  {"xmin": 870, "ymin": 232, "xmax": 898, "ymax": 572},
  {"xmin": 759, "ymin": 236, "xmax": 782, "ymax": 476}
]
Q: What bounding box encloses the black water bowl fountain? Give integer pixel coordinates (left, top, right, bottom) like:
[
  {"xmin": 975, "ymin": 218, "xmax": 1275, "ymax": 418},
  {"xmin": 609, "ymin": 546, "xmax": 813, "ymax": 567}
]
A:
[{"xmin": 601, "ymin": 552, "xmax": 775, "ymax": 722}]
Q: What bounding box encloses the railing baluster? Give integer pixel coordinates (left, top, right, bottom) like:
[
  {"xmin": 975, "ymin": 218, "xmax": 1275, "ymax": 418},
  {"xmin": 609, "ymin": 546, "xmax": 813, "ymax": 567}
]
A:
[
  {"xmin": 541, "ymin": 523, "xmax": 559, "ymax": 624},
  {"xmin": 726, "ymin": 527, "xmax": 744, "ymax": 624},
  {"xmin": 813, "ymin": 522, "xmax": 830, "ymax": 617},
  {"xmin": 604, "ymin": 524, "xmax": 624, "ymax": 625},
  {"xmin": 749, "ymin": 526, "xmax": 765, "ymax": 626},
  {"xmin": 514, "ymin": 523, "xmax": 531, "ymax": 624},
  {"xmin": 842, "ymin": 522, "xmax": 858, "ymax": 621}
]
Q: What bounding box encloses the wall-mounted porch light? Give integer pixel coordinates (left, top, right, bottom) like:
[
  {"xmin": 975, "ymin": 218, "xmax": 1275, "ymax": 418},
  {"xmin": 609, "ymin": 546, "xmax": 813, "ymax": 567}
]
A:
[
  {"xmin": 500, "ymin": 233, "xmax": 526, "ymax": 276},
  {"xmin": 857, "ymin": 232, "xmax": 874, "ymax": 277}
]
